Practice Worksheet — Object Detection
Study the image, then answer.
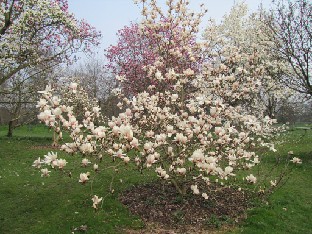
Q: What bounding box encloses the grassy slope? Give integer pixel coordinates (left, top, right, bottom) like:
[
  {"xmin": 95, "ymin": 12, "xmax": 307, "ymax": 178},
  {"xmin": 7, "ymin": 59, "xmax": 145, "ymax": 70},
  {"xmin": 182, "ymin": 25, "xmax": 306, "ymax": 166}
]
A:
[
  {"xmin": 236, "ymin": 127, "xmax": 312, "ymax": 234},
  {"xmin": 0, "ymin": 125, "xmax": 311, "ymax": 234}
]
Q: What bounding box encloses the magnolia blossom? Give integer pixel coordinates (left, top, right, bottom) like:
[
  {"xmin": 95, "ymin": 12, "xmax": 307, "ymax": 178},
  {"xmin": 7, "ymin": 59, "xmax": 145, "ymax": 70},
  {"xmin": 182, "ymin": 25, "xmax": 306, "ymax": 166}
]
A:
[
  {"xmin": 202, "ymin": 193, "xmax": 208, "ymax": 200},
  {"xmin": 57, "ymin": 159, "xmax": 67, "ymax": 169},
  {"xmin": 92, "ymin": 195, "xmax": 103, "ymax": 209},
  {"xmin": 41, "ymin": 168, "xmax": 51, "ymax": 177},
  {"xmin": 123, "ymin": 156, "xmax": 130, "ymax": 164},
  {"xmin": 189, "ymin": 149, "xmax": 205, "ymax": 163},
  {"xmin": 146, "ymin": 154, "xmax": 156, "ymax": 167},
  {"xmin": 246, "ymin": 174, "xmax": 257, "ymax": 184},
  {"xmin": 38, "ymin": 110, "xmax": 55, "ymax": 125},
  {"xmin": 36, "ymin": 99, "xmax": 47, "ymax": 108},
  {"xmin": 81, "ymin": 158, "xmax": 91, "ymax": 167},
  {"xmin": 155, "ymin": 167, "xmax": 169, "ymax": 179},
  {"xmin": 130, "ymin": 137, "xmax": 139, "ymax": 148},
  {"xmin": 79, "ymin": 143, "xmax": 94, "ymax": 154},
  {"xmin": 44, "ymin": 152, "xmax": 58, "ymax": 168},
  {"xmin": 176, "ymin": 168, "xmax": 186, "ymax": 176},
  {"xmin": 32, "ymin": 157, "xmax": 42, "ymax": 168},
  {"xmin": 79, "ymin": 173, "xmax": 89, "ymax": 184},
  {"xmin": 270, "ymin": 180, "xmax": 277, "ymax": 187},
  {"xmin": 290, "ymin": 157, "xmax": 302, "ymax": 164},
  {"xmin": 69, "ymin": 82, "xmax": 78, "ymax": 93},
  {"xmin": 191, "ymin": 184, "xmax": 200, "ymax": 194}
]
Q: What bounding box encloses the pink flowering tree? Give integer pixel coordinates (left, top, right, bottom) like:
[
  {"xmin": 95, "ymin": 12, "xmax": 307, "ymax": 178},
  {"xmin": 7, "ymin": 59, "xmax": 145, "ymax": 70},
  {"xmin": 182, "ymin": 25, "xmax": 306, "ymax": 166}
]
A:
[
  {"xmin": 105, "ymin": 9, "xmax": 204, "ymax": 96},
  {"xmin": 33, "ymin": 0, "xmax": 301, "ymax": 210},
  {"xmin": 0, "ymin": 0, "xmax": 101, "ymax": 85},
  {"xmin": 105, "ymin": 23, "xmax": 156, "ymax": 96}
]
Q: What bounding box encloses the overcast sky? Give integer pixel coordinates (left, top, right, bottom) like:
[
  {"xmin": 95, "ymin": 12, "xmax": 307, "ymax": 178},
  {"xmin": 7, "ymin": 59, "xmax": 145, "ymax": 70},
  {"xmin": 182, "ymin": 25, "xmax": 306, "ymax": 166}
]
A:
[{"xmin": 68, "ymin": 0, "xmax": 273, "ymax": 56}]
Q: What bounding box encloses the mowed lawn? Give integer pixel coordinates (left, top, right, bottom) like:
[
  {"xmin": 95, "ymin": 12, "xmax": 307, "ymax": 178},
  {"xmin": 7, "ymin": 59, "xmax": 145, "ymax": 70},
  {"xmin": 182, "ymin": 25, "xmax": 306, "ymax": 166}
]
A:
[{"xmin": 0, "ymin": 124, "xmax": 311, "ymax": 234}]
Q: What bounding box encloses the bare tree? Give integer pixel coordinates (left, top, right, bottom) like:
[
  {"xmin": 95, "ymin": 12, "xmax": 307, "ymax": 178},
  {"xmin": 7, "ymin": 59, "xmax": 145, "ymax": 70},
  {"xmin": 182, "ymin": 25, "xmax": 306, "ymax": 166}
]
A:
[
  {"xmin": 67, "ymin": 56, "xmax": 118, "ymax": 117},
  {"xmin": 0, "ymin": 66, "xmax": 53, "ymax": 137},
  {"xmin": 264, "ymin": 0, "xmax": 312, "ymax": 96}
]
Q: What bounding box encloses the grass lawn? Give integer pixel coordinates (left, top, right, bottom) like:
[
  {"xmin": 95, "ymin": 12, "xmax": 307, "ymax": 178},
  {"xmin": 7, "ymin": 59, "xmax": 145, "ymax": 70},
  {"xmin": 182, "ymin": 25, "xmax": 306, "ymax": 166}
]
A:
[{"xmin": 0, "ymin": 124, "xmax": 311, "ymax": 233}]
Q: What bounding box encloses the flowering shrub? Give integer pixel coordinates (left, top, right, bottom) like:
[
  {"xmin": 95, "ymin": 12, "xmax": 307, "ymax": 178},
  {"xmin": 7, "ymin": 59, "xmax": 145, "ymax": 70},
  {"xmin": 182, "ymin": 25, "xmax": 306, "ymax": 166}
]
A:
[{"xmin": 33, "ymin": 0, "xmax": 301, "ymax": 210}]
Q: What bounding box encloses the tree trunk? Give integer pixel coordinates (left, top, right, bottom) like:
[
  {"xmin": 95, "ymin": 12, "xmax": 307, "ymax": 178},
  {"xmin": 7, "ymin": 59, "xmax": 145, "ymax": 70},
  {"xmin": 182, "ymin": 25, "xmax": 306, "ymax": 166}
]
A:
[{"xmin": 7, "ymin": 120, "xmax": 14, "ymax": 137}]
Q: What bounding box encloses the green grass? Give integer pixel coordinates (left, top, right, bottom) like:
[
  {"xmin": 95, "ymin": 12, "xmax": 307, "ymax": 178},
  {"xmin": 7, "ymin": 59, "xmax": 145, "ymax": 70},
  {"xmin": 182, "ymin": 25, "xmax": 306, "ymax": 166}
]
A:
[
  {"xmin": 0, "ymin": 125, "xmax": 155, "ymax": 234},
  {"xmin": 234, "ymin": 127, "xmax": 312, "ymax": 234},
  {"xmin": 0, "ymin": 124, "xmax": 311, "ymax": 233},
  {"xmin": 0, "ymin": 124, "xmax": 54, "ymax": 138}
]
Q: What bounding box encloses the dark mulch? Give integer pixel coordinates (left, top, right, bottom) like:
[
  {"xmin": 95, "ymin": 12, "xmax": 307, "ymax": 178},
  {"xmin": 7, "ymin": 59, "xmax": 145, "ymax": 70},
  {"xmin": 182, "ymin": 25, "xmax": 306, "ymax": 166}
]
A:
[
  {"xmin": 30, "ymin": 145, "xmax": 59, "ymax": 150},
  {"xmin": 119, "ymin": 181, "xmax": 250, "ymax": 232}
]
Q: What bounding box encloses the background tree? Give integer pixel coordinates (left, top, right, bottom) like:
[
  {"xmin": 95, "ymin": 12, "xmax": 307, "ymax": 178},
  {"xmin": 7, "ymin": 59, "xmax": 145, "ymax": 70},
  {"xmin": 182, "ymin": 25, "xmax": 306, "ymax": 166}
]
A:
[
  {"xmin": 202, "ymin": 2, "xmax": 293, "ymax": 118},
  {"xmin": 0, "ymin": 65, "xmax": 54, "ymax": 137},
  {"xmin": 0, "ymin": 0, "xmax": 101, "ymax": 86},
  {"xmin": 264, "ymin": 0, "xmax": 312, "ymax": 97},
  {"xmin": 68, "ymin": 56, "xmax": 118, "ymax": 117},
  {"xmin": 105, "ymin": 9, "xmax": 205, "ymax": 96}
]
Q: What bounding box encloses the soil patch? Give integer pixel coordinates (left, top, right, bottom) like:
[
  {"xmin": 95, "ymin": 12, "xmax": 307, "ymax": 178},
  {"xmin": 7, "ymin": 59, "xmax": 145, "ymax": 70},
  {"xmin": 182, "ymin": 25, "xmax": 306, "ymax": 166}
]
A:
[
  {"xmin": 30, "ymin": 145, "xmax": 59, "ymax": 150},
  {"xmin": 119, "ymin": 181, "xmax": 250, "ymax": 233}
]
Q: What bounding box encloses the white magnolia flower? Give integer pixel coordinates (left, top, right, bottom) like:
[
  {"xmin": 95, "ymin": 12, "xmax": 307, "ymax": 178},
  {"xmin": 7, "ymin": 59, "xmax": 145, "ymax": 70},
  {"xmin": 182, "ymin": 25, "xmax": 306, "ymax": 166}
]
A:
[
  {"xmin": 191, "ymin": 184, "xmax": 200, "ymax": 194},
  {"xmin": 202, "ymin": 193, "xmax": 208, "ymax": 200},
  {"xmin": 176, "ymin": 168, "xmax": 186, "ymax": 176},
  {"xmin": 69, "ymin": 82, "xmax": 78, "ymax": 93},
  {"xmin": 79, "ymin": 143, "xmax": 94, "ymax": 154},
  {"xmin": 81, "ymin": 158, "xmax": 91, "ymax": 167},
  {"xmin": 41, "ymin": 168, "xmax": 51, "ymax": 177},
  {"xmin": 36, "ymin": 99, "xmax": 47, "ymax": 108},
  {"xmin": 146, "ymin": 154, "xmax": 155, "ymax": 167},
  {"xmin": 130, "ymin": 137, "xmax": 139, "ymax": 148},
  {"xmin": 290, "ymin": 157, "xmax": 302, "ymax": 164},
  {"xmin": 246, "ymin": 174, "xmax": 257, "ymax": 183},
  {"xmin": 44, "ymin": 152, "xmax": 58, "ymax": 167},
  {"xmin": 224, "ymin": 166, "xmax": 234, "ymax": 175},
  {"xmin": 123, "ymin": 156, "xmax": 130, "ymax": 164},
  {"xmin": 189, "ymin": 149, "xmax": 204, "ymax": 163},
  {"xmin": 92, "ymin": 195, "xmax": 103, "ymax": 209},
  {"xmin": 270, "ymin": 180, "xmax": 277, "ymax": 187},
  {"xmin": 79, "ymin": 173, "xmax": 89, "ymax": 184},
  {"xmin": 57, "ymin": 159, "xmax": 67, "ymax": 169},
  {"xmin": 32, "ymin": 157, "xmax": 42, "ymax": 168}
]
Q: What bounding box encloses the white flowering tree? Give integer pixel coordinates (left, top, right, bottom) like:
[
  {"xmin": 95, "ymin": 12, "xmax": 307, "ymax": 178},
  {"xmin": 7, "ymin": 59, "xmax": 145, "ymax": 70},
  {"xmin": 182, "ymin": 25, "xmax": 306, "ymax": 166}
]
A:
[
  {"xmin": 0, "ymin": 0, "xmax": 101, "ymax": 86},
  {"xmin": 202, "ymin": 2, "xmax": 294, "ymax": 118},
  {"xmin": 33, "ymin": 0, "xmax": 301, "ymax": 210}
]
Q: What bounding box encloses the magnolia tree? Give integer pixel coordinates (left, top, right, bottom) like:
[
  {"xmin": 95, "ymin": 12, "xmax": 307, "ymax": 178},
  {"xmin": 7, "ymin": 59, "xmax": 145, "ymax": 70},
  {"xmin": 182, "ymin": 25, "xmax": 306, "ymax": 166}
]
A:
[
  {"xmin": 202, "ymin": 2, "xmax": 294, "ymax": 118},
  {"xmin": 0, "ymin": 0, "xmax": 101, "ymax": 85},
  {"xmin": 33, "ymin": 0, "xmax": 301, "ymax": 210},
  {"xmin": 105, "ymin": 5, "xmax": 205, "ymax": 96}
]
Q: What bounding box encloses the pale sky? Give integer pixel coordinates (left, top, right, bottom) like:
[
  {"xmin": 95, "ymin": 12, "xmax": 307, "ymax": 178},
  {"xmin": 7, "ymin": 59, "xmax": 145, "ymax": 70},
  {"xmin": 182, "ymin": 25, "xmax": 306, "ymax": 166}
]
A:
[{"xmin": 68, "ymin": 0, "xmax": 273, "ymax": 55}]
